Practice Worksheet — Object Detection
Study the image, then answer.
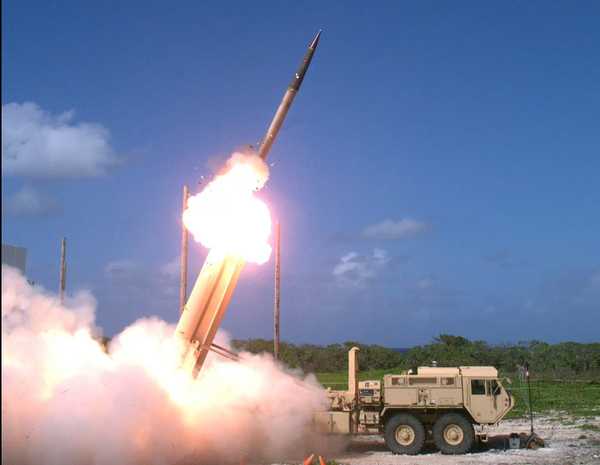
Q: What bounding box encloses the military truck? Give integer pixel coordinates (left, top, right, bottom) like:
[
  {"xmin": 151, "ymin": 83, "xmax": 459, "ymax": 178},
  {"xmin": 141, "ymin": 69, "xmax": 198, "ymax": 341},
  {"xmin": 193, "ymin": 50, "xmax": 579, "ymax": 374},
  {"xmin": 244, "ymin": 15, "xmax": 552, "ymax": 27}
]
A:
[{"xmin": 314, "ymin": 347, "xmax": 514, "ymax": 455}]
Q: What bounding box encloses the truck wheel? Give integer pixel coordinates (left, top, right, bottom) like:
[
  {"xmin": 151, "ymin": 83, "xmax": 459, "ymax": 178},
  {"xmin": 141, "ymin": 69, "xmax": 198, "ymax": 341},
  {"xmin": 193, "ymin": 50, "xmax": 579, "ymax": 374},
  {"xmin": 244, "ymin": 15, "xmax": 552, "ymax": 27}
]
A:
[
  {"xmin": 384, "ymin": 413, "xmax": 425, "ymax": 455},
  {"xmin": 432, "ymin": 413, "xmax": 474, "ymax": 454}
]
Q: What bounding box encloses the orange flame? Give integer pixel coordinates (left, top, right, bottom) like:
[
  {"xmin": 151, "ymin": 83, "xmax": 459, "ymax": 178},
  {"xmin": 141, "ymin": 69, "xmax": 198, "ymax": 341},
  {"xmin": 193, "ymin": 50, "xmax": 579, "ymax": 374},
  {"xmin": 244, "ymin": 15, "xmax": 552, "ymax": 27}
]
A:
[{"xmin": 183, "ymin": 154, "xmax": 272, "ymax": 264}]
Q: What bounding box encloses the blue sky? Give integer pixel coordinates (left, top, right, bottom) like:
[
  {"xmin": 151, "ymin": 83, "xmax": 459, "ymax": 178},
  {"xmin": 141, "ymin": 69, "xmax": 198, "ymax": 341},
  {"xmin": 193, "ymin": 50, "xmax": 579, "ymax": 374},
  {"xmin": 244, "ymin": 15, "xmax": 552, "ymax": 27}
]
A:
[{"xmin": 2, "ymin": 1, "xmax": 599, "ymax": 346}]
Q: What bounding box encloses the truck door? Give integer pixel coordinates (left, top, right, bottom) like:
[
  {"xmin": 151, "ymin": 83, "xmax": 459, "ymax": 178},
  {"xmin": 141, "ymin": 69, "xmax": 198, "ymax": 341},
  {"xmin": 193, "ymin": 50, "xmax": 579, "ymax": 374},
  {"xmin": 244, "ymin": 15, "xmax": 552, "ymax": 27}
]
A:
[{"xmin": 467, "ymin": 379, "xmax": 497, "ymax": 423}]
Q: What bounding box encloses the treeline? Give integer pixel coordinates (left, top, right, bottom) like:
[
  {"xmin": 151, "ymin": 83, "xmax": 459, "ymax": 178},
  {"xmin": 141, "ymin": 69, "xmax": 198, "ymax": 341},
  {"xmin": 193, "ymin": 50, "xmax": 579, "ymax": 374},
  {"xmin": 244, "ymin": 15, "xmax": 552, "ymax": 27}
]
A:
[
  {"xmin": 232, "ymin": 338, "xmax": 404, "ymax": 373},
  {"xmin": 232, "ymin": 335, "xmax": 600, "ymax": 377}
]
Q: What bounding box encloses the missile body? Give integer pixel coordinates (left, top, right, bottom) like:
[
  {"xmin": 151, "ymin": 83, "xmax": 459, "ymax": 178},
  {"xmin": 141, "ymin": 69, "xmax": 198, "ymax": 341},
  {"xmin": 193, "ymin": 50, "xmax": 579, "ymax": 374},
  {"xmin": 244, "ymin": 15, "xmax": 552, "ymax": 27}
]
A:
[
  {"xmin": 176, "ymin": 32, "xmax": 321, "ymax": 377},
  {"xmin": 257, "ymin": 30, "xmax": 321, "ymax": 161}
]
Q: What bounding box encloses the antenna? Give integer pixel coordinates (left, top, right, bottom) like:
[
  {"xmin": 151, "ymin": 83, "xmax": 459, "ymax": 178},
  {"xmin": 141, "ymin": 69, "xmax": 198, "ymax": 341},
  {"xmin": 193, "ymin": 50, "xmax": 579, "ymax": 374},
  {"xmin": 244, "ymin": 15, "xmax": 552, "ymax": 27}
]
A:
[
  {"xmin": 273, "ymin": 222, "xmax": 281, "ymax": 359},
  {"xmin": 524, "ymin": 361, "xmax": 534, "ymax": 435},
  {"xmin": 59, "ymin": 237, "xmax": 67, "ymax": 303},
  {"xmin": 179, "ymin": 185, "xmax": 190, "ymax": 314}
]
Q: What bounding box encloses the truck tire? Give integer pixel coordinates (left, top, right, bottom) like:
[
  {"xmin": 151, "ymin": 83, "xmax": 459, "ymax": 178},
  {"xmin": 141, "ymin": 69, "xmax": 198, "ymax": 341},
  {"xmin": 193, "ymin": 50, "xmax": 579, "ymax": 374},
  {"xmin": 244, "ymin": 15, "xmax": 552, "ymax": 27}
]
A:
[
  {"xmin": 432, "ymin": 413, "xmax": 475, "ymax": 454},
  {"xmin": 384, "ymin": 413, "xmax": 425, "ymax": 455}
]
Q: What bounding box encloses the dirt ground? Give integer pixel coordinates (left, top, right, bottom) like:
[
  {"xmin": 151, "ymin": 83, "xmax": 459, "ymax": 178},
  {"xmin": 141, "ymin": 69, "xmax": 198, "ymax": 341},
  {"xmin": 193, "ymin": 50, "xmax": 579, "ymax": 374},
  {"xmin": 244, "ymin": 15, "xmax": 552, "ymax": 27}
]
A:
[{"xmin": 313, "ymin": 415, "xmax": 600, "ymax": 465}]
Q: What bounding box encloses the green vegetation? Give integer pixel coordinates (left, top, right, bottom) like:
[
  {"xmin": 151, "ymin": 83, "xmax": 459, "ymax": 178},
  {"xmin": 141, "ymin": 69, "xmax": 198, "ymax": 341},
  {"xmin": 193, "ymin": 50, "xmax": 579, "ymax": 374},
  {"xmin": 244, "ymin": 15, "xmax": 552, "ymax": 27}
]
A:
[
  {"xmin": 508, "ymin": 379, "xmax": 600, "ymax": 418},
  {"xmin": 232, "ymin": 338, "xmax": 404, "ymax": 373},
  {"xmin": 579, "ymin": 423, "xmax": 600, "ymax": 431},
  {"xmin": 234, "ymin": 334, "xmax": 600, "ymax": 418},
  {"xmin": 233, "ymin": 334, "xmax": 600, "ymax": 378}
]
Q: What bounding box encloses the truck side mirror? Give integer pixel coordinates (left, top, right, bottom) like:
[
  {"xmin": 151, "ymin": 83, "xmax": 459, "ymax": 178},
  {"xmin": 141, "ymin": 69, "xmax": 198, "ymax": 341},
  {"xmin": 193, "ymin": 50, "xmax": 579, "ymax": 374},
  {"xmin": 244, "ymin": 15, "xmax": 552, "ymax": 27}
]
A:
[{"xmin": 491, "ymin": 381, "xmax": 501, "ymax": 396}]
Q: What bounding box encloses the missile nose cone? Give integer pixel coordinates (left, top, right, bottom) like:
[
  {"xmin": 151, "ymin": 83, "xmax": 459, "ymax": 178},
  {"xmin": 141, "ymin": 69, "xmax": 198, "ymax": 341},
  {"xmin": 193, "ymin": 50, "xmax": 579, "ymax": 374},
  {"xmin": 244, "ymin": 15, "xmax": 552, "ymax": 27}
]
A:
[
  {"xmin": 309, "ymin": 30, "xmax": 322, "ymax": 50},
  {"xmin": 288, "ymin": 30, "xmax": 322, "ymax": 92}
]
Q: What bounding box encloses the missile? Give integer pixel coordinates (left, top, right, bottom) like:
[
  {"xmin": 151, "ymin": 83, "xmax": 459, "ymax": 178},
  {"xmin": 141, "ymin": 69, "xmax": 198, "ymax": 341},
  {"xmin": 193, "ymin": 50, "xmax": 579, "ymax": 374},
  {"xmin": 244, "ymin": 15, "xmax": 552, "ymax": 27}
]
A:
[
  {"xmin": 175, "ymin": 31, "xmax": 322, "ymax": 378},
  {"xmin": 257, "ymin": 30, "xmax": 321, "ymax": 161}
]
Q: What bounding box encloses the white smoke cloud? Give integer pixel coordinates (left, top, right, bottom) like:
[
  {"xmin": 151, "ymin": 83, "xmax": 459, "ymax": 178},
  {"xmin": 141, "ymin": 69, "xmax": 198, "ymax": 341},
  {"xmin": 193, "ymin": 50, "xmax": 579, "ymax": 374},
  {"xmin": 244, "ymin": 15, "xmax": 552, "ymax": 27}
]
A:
[
  {"xmin": 3, "ymin": 185, "xmax": 61, "ymax": 217},
  {"xmin": 2, "ymin": 102, "xmax": 120, "ymax": 178},
  {"xmin": 2, "ymin": 265, "xmax": 327, "ymax": 465},
  {"xmin": 362, "ymin": 218, "xmax": 429, "ymax": 240},
  {"xmin": 332, "ymin": 248, "xmax": 390, "ymax": 288}
]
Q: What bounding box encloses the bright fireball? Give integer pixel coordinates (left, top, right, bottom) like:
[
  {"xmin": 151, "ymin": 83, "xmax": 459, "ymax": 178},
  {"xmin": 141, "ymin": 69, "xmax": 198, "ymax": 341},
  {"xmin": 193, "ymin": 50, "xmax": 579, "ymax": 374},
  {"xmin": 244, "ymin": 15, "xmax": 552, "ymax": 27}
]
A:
[{"xmin": 182, "ymin": 153, "xmax": 272, "ymax": 264}]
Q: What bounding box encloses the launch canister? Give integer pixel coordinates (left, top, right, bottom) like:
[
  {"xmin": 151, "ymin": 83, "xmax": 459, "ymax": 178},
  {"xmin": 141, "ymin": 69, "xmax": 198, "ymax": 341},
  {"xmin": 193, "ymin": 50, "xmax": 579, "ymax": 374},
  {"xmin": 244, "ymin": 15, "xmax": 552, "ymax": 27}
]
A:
[{"xmin": 257, "ymin": 30, "xmax": 321, "ymax": 161}]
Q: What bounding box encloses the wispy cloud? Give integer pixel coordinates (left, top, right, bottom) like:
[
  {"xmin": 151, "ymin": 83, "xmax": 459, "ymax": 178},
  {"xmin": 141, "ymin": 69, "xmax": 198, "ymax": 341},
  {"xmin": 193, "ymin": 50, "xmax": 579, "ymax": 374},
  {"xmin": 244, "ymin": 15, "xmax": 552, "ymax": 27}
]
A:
[
  {"xmin": 104, "ymin": 260, "xmax": 137, "ymax": 276},
  {"xmin": 587, "ymin": 271, "xmax": 600, "ymax": 291},
  {"xmin": 160, "ymin": 257, "xmax": 181, "ymax": 279},
  {"xmin": 484, "ymin": 249, "xmax": 524, "ymax": 269},
  {"xmin": 2, "ymin": 102, "xmax": 120, "ymax": 178},
  {"xmin": 3, "ymin": 185, "xmax": 61, "ymax": 217},
  {"xmin": 416, "ymin": 277, "xmax": 436, "ymax": 290},
  {"xmin": 333, "ymin": 248, "xmax": 390, "ymax": 288},
  {"xmin": 104, "ymin": 259, "xmax": 179, "ymax": 299},
  {"xmin": 362, "ymin": 218, "xmax": 429, "ymax": 240}
]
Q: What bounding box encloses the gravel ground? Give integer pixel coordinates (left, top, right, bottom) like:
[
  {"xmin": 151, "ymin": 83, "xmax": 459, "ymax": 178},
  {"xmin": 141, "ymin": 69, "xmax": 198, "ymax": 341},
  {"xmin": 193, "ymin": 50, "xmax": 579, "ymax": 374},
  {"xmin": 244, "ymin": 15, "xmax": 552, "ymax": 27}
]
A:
[{"xmin": 330, "ymin": 415, "xmax": 600, "ymax": 465}]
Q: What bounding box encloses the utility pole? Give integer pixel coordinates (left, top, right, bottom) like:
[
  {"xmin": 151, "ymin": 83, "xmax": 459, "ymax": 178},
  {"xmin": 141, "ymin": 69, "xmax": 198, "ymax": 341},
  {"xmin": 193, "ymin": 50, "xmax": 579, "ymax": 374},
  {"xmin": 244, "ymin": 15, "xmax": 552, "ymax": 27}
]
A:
[
  {"xmin": 273, "ymin": 222, "xmax": 281, "ymax": 359},
  {"xmin": 59, "ymin": 237, "xmax": 66, "ymax": 304},
  {"xmin": 179, "ymin": 185, "xmax": 190, "ymax": 314}
]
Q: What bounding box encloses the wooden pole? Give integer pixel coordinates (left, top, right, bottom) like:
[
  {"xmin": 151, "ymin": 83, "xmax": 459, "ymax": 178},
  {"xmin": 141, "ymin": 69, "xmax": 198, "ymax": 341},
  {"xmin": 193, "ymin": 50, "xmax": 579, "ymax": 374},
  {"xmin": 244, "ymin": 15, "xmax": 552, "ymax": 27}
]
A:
[
  {"xmin": 273, "ymin": 222, "xmax": 281, "ymax": 359},
  {"xmin": 179, "ymin": 185, "xmax": 190, "ymax": 314},
  {"xmin": 59, "ymin": 237, "xmax": 66, "ymax": 303}
]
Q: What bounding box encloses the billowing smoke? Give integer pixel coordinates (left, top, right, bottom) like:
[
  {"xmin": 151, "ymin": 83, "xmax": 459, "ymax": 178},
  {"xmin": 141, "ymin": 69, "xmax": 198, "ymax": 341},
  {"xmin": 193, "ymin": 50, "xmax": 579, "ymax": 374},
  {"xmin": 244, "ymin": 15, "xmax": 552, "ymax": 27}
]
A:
[{"xmin": 2, "ymin": 266, "xmax": 327, "ymax": 465}]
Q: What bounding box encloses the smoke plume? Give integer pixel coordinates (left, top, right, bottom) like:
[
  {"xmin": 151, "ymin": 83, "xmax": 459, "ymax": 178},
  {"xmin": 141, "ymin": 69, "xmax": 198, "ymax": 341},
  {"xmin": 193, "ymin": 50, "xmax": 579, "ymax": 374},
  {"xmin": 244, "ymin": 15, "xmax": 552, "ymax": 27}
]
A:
[{"xmin": 2, "ymin": 266, "xmax": 327, "ymax": 465}]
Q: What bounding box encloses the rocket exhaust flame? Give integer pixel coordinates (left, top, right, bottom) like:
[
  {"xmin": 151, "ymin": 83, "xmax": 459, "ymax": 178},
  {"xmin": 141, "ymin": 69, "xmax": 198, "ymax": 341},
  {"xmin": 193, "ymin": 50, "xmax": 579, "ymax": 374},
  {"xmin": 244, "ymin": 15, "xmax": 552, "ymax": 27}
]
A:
[{"xmin": 183, "ymin": 153, "xmax": 272, "ymax": 264}]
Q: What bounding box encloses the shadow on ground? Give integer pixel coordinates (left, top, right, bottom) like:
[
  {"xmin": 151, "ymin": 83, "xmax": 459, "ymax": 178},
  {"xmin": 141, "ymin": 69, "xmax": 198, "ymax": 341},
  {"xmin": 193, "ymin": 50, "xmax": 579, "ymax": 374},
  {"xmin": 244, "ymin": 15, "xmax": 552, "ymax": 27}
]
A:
[{"xmin": 343, "ymin": 433, "xmax": 536, "ymax": 457}]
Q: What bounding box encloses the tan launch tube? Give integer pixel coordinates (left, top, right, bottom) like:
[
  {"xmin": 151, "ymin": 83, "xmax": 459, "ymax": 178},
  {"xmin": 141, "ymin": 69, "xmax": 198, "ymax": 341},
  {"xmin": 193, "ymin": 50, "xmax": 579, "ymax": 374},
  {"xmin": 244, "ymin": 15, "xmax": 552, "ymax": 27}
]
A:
[{"xmin": 175, "ymin": 250, "xmax": 245, "ymax": 377}]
